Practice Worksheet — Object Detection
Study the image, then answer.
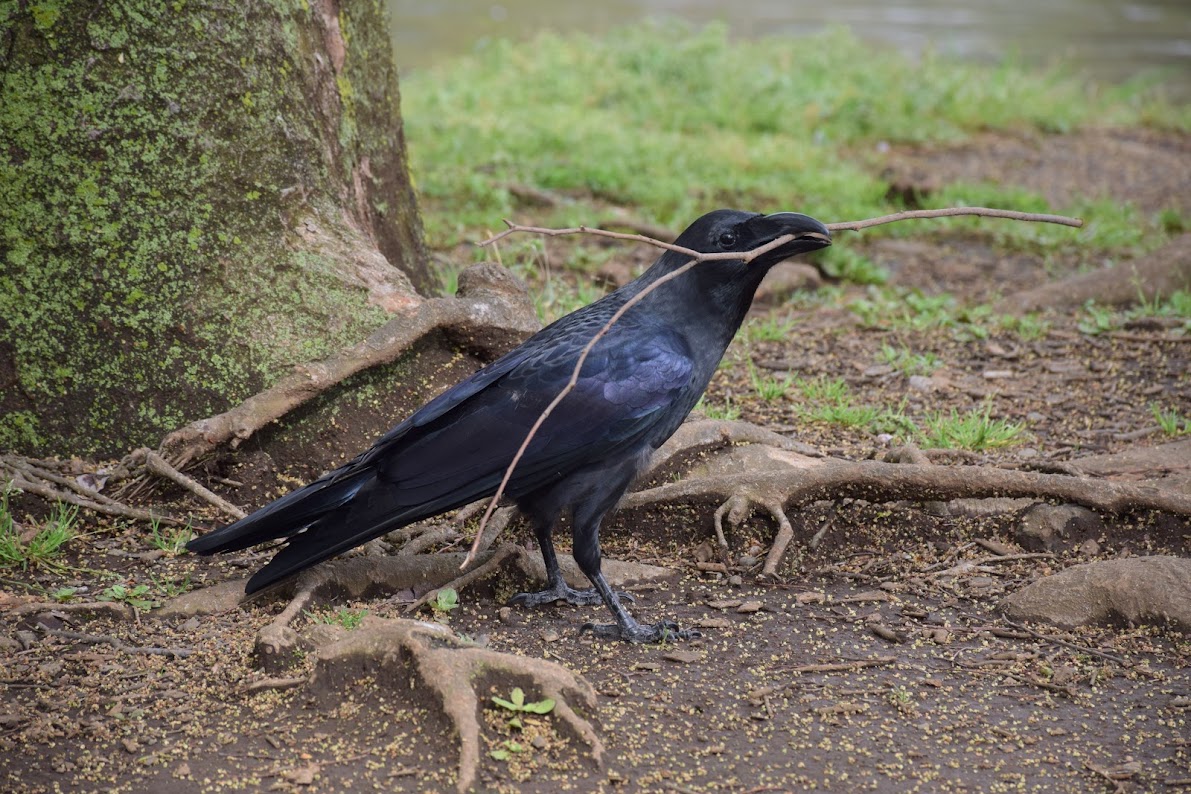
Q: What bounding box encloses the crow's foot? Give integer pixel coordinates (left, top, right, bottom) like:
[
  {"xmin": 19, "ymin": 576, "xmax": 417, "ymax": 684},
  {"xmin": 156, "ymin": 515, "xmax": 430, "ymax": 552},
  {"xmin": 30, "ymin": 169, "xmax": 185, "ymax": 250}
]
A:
[
  {"xmin": 579, "ymin": 619, "xmax": 700, "ymax": 644},
  {"xmin": 509, "ymin": 582, "xmax": 636, "ymax": 608}
]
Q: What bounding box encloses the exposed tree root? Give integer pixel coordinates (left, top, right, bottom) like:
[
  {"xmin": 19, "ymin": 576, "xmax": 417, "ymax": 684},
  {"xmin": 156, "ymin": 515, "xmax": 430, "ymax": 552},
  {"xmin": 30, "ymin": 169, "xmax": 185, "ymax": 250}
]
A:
[
  {"xmin": 157, "ymin": 263, "xmax": 540, "ymax": 468},
  {"xmin": 997, "ymin": 232, "xmax": 1191, "ymax": 313},
  {"xmin": 308, "ymin": 616, "xmax": 602, "ymax": 793},
  {"xmin": 138, "ymin": 449, "xmax": 246, "ymax": 520},
  {"xmin": 621, "ymin": 458, "xmax": 1191, "ymax": 577}
]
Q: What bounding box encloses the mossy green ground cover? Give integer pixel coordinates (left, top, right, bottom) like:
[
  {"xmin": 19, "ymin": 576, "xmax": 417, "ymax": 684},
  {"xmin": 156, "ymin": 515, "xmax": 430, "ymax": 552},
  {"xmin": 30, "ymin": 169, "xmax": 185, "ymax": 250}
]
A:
[{"xmin": 404, "ymin": 23, "xmax": 1186, "ymax": 256}]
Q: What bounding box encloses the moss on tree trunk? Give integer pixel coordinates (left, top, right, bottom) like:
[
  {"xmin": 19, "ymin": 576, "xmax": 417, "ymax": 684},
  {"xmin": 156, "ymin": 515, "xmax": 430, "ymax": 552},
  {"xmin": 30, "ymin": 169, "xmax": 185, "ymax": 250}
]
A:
[{"xmin": 0, "ymin": 0, "xmax": 429, "ymax": 456}]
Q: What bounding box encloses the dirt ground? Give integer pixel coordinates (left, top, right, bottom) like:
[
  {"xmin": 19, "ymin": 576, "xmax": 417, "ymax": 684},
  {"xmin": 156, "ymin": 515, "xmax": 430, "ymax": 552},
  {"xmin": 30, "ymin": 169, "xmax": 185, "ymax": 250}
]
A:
[{"xmin": 2, "ymin": 128, "xmax": 1190, "ymax": 793}]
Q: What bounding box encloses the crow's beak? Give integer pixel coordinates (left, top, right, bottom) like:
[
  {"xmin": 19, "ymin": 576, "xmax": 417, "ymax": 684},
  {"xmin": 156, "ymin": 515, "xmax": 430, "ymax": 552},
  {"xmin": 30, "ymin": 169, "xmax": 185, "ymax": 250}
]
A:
[
  {"xmin": 749, "ymin": 212, "xmax": 831, "ymax": 264},
  {"xmin": 763, "ymin": 212, "xmax": 832, "ymax": 246}
]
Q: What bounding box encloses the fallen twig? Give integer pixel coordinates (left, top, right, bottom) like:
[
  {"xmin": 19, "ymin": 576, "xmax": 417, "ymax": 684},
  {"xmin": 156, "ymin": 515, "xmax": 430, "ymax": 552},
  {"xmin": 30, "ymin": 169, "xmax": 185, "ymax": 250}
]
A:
[
  {"xmin": 789, "ymin": 656, "xmax": 897, "ymax": 674},
  {"xmin": 37, "ymin": 626, "xmax": 192, "ymax": 658}
]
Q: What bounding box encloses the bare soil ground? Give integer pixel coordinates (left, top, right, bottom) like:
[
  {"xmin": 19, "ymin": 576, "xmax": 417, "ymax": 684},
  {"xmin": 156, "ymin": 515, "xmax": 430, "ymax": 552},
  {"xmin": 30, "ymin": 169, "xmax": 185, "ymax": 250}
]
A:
[{"xmin": 2, "ymin": 129, "xmax": 1190, "ymax": 793}]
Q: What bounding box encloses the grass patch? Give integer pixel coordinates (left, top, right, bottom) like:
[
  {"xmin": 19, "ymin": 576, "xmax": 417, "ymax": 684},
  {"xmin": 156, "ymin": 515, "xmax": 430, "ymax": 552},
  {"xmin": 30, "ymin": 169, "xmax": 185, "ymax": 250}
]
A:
[
  {"xmin": 746, "ymin": 313, "xmax": 797, "ymax": 343},
  {"xmin": 1078, "ymin": 290, "xmax": 1191, "ymax": 336},
  {"xmin": 0, "ymin": 489, "xmax": 78, "ymax": 570},
  {"xmin": 696, "ymin": 395, "xmax": 741, "ymax": 422},
  {"xmin": 1151, "ymin": 404, "xmax": 1191, "ymax": 437},
  {"xmin": 792, "ymin": 376, "xmax": 915, "ymax": 436},
  {"xmin": 307, "ymin": 606, "xmax": 369, "ymax": 630},
  {"xmin": 148, "ymin": 517, "xmax": 194, "ymax": 556},
  {"xmin": 920, "ymin": 405, "xmax": 1025, "ymax": 451},
  {"xmin": 404, "ymin": 23, "xmax": 1185, "ymax": 260}
]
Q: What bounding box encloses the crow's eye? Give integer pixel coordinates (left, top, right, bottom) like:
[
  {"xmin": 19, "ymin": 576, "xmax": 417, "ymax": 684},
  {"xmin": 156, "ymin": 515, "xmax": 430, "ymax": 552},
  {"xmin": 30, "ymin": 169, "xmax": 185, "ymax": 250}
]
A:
[{"xmin": 717, "ymin": 231, "xmax": 738, "ymax": 249}]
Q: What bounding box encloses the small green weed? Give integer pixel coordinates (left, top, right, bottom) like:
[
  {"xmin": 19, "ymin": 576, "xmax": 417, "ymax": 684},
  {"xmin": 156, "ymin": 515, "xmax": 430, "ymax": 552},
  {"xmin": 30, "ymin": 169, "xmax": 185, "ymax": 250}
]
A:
[
  {"xmin": 149, "ymin": 518, "xmax": 194, "ymax": 556},
  {"xmin": 879, "ymin": 344, "xmax": 941, "ymax": 377},
  {"xmin": 920, "ymin": 405, "xmax": 1025, "ymax": 450},
  {"xmin": 150, "ymin": 573, "xmax": 194, "ymax": 600},
  {"xmin": 50, "ymin": 586, "xmax": 79, "ymax": 602},
  {"xmin": 99, "ymin": 583, "xmax": 157, "ymax": 611},
  {"xmin": 994, "ymin": 313, "xmax": 1050, "ymax": 340},
  {"xmin": 1078, "ymin": 301, "xmax": 1119, "ymax": 335},
  {"xmin": 1151, "ymin": 404, "xmax": 1191, "ymax": 437},
  {"xmin": 431, "ymin": 587, "xmax": 460, "ymax": 614}
]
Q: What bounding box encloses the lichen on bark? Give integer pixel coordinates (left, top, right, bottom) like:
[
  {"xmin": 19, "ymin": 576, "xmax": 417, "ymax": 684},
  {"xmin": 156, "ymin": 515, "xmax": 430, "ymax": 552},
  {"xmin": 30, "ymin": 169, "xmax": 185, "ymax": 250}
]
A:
[{"xmin": 0, "ymin": 0, "xmax": 428, "ymax": 456}]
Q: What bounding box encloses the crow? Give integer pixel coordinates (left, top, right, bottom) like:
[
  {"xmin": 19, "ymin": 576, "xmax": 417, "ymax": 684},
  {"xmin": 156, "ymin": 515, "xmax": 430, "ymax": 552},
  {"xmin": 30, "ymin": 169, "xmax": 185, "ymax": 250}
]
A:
[{"xmin": 187, "ymin": 209, "xmax": 831, "ymax": 642}]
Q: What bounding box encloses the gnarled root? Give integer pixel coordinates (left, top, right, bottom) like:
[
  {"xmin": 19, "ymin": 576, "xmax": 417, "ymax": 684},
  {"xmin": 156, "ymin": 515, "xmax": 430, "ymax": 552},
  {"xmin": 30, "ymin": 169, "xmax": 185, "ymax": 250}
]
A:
[
  {"xmin": 309, "ymin": 616, "xmax": 602, "ymax": 793},
  {"xmin": 625, "ymin": 456, "xmax": 1191, "ymax": 577}
]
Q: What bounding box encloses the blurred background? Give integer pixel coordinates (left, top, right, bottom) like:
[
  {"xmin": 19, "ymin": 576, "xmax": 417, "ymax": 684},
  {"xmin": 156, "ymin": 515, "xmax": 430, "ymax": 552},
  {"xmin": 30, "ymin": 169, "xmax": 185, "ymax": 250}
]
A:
[{"xmin": 388, "ymin": 0, "xmax": 1190, "ymax": 94}]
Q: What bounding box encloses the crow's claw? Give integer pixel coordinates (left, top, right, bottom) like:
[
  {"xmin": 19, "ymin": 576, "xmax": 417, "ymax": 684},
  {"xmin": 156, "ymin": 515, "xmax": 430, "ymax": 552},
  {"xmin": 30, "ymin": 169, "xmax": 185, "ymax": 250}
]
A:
[{"xmin": 579, "ymin": 619, "xmax": 700, "ymax": 644}]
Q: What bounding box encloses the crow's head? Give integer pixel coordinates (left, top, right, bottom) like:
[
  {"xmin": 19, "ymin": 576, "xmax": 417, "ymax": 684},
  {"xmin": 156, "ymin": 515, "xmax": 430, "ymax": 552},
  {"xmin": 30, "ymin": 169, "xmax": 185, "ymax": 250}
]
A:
[{"xmin": 673, "ymin": 209, "xmax": 832, "ymax": 269}]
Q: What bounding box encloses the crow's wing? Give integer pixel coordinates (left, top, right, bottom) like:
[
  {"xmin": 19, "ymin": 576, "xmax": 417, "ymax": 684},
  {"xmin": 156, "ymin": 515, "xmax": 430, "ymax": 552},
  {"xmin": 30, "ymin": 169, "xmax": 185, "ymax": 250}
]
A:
[{"xmin": 240, "ymin": 326, "xmax": 695, "ymax": 591}]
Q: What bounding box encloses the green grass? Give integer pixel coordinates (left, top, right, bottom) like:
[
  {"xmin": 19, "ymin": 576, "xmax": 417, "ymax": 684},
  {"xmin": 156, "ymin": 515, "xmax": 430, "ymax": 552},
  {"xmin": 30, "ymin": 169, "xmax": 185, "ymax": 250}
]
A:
[
  {"xmin": 849, "ymin": 287, "xmax": 1001, "ymax": 340},
  {"xmin": 749, "ymin": 364, "xmax": 795, "ymax": 402},
  {"xmin": 696, "ymin": 395, "xmax": 741, "ymax": 422},
  {"xmin": 993, "ymin": 312, "xmax": 1051, "ymax": 340},
  {"xmin": 1078, "ymin": 290, "xmax": 1191, "ymax": 336},
  {"xmin": 0, "ymin": 489, "xmax": 78, "ymax": 570},
  {"xmin": 792, "ymin": 376, "xmax": 915, "ymax": 436},
  {"xmin": 745, "ymin": 313, "xmax": 797, "ymax": 343},
  {"xmin": 404, "ymin": 23, "xmax": 1186, "ymax": 261},
  {"xmin": 920, "ymin": 405, "xmax": 1026, "ymax": 450},
  {"xmin": 307, "ymin": 606, "xmax": 369, "ymax": 630}
]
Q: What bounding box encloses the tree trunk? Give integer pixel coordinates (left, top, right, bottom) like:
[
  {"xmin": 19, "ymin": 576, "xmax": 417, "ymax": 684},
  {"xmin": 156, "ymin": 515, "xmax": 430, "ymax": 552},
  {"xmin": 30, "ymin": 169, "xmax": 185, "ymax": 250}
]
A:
[{"xmin": 0, "ymin": 0, "xmax": 429, "ymax": 457}]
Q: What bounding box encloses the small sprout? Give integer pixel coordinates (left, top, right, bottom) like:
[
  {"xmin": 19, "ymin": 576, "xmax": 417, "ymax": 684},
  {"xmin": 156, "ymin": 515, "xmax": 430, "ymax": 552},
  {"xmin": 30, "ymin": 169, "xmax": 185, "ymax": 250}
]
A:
[
  {"xmin": 489, "ymin": 740, "xmax": 524, "ymax": 761},
  {"xmin": 491, "ymin": 686, "xmax": 555, "ymax": 715}
]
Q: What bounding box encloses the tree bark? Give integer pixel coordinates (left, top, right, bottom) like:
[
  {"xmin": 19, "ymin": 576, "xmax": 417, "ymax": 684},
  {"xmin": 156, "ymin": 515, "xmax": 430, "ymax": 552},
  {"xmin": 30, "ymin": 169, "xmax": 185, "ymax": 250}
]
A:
[{"xmin": 0, "ymin": 0, "xmax": 428, "ymax": 457}]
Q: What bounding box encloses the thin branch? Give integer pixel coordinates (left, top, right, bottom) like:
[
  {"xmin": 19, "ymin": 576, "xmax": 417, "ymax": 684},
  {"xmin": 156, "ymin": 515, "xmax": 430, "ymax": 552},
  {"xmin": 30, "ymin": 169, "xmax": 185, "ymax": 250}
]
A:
[
  {"xmin": 827, "ymin": 207, "xmax": 1083, "ymax": 231},
  {"xmin": 461, "ymin": 207, "xmax": 1083, "ymax": 568},
  {"xmin": 478, "ymin": 207, "xmax": 1084, "ymax": 250}
]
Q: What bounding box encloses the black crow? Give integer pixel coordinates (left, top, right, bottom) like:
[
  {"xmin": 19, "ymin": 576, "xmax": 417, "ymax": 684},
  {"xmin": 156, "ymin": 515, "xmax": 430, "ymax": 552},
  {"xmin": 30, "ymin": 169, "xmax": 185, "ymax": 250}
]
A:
[{"xmin": 188, "ymin": 209, "xmax": 831, "ymax": 642}]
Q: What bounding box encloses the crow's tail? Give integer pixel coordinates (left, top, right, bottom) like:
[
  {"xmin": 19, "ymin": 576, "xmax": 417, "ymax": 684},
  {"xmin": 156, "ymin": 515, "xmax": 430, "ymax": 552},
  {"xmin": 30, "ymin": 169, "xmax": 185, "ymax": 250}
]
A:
[{"xmin": 185, "ymin": 469, "xmax": 371, "ymax": 556}]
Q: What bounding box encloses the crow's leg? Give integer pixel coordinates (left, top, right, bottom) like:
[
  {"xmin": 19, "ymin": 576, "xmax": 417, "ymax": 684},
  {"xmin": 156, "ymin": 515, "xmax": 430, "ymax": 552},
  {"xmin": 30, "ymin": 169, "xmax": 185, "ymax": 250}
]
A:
[
  {"xmin": 570, "ymin": 509, "xmax": 698, "ymax": 644},
  {"xmin": 508, "ymin": 520, "xmax": 636, "ymax": 608}
]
